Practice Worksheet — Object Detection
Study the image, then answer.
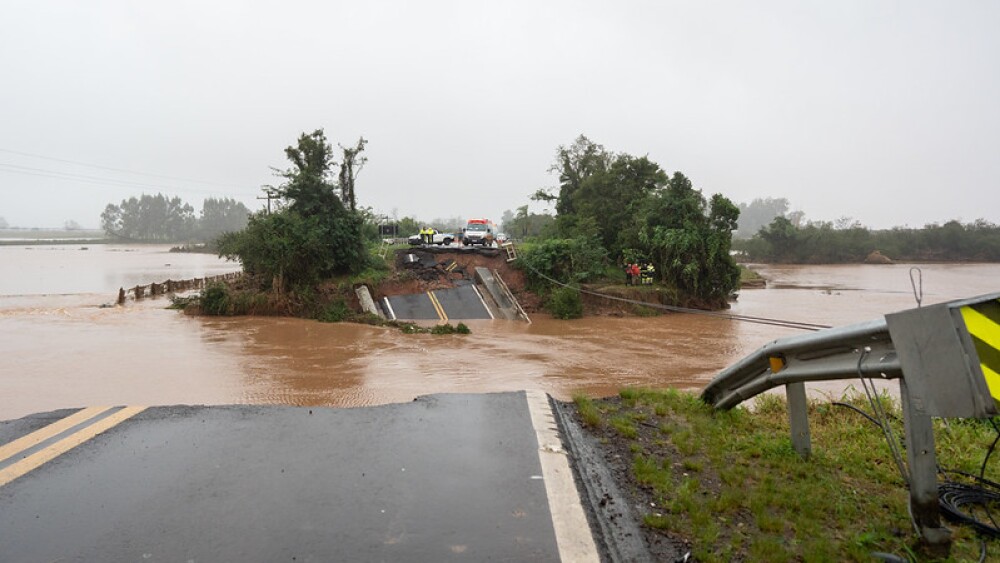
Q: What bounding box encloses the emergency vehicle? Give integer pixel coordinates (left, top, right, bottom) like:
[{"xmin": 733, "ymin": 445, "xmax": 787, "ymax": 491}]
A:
[{"xmin": 461, "ymin": 218, "xmax": 495, "ymax": 246}]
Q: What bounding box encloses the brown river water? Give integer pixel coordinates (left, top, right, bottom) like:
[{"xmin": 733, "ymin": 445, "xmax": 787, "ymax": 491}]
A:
[{"xmin": 2, "ymin": 244, "xmax": 998, "ymax": 420}]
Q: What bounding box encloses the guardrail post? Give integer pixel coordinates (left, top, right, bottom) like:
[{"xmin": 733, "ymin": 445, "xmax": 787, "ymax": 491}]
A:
[
  {"xmin": 900, "ymin": 379, "xmax": 952, "ymax": 549},
  {"xmin": 785, "ymin": 382, "xmax": 811, "ymax": 458}
]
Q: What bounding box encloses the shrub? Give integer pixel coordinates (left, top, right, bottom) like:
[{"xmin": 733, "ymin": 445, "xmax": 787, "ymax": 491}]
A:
[
  {"xmin": 548, "ymin": 286, "xmax": 583, "ymax": 319},
  {"xmin": 200, "ymin": 283, "xmax": 230, "ymax": 315},
  {"xmin": 316, "ymin": 299, "xmax": 351, "ymax": 322}
]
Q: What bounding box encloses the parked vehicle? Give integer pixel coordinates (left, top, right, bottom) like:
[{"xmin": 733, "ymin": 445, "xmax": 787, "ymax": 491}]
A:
[
  {"xmin": 495, "ymin": 232, "xmax": 509, "ymax": 244},
  {"xmin": 407, "ymin": 229, "xmax": 455, "ymax": 246},
  {"xmin": 461, "ymin": 218, "xmax": 496, "ymax": 246}
]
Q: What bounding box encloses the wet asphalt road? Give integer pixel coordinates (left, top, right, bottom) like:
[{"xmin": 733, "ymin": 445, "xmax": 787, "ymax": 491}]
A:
[
  {"xmin": 0, "ymin": 393, "xmax": 579, "ymax": 562},
  {"xmin": 384, "ymin": 285, "xmax": 492, "ymax": 321}
]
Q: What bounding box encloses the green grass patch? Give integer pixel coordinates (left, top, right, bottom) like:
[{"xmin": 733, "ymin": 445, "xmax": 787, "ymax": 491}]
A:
[{"xmin": 574, "ymin": 388, "xmax": 1000, "ymax": 561}]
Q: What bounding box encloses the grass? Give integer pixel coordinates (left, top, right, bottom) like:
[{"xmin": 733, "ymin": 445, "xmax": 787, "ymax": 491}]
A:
[
  {"xmin": 739, "ymin": 264, "xmax": 764, "ymax": 284},
  {"xmin": 575, "ymin": 388, "xmax": 1000, "ymax": 562}
]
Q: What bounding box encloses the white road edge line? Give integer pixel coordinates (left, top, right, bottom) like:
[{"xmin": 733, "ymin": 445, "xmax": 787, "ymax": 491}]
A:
[
  {"xmin": 382, "ymin": 296, "xmax": 397, "ymax": 321},
  {"xmin": 471, "ymin": 285, "xmax": 495, "ymax": 320},
  {"xmin": 525, "ymin": 389, "xmax": 600, "ymax": 562}
]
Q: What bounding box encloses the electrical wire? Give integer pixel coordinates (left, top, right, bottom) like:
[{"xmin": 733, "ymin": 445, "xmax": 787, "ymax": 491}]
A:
[
  {"xmin": 521, "ymin": 262, "xmax": 832, "ymax": 332},
  {"xmin": 856, "ymin": 347, "xmax": 911, "ymax": 485},
  {"xmin": 0, "ymin": 147, "xmax": 245, "ymax": 189},
  {"xmin": 0, "ymin": 163, "xmax": 246, "ymax": 198}
]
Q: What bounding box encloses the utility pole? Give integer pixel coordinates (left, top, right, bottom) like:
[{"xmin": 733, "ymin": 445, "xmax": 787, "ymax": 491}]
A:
[{"xmin": 257, "ymin": 187, "xmax": 279, "ymax": 214}]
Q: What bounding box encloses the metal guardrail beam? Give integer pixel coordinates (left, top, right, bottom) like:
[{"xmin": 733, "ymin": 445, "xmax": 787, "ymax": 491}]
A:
[{"xmin": 701, "ymin": 318, "xmax": 900, "ymax": 410}]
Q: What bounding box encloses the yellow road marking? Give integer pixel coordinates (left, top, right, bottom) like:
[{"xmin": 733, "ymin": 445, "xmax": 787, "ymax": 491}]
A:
[
  {"xmin": 962, "ymin": 306, "xmax": 1000, "ymax": 352},
  {"xmin": 427, "ymin": 291, "xmax": 448, "ymax": 322},
  {"xmin": 0, "ymin": 406, "xmax": 146, "ymax": 488},
  {"xmin": 0, "ymin": 406, "xmax": 112, "ymax": 464}
]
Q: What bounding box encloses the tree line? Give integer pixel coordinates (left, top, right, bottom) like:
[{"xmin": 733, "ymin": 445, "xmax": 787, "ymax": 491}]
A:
[
  {"xmin": 100, "ymin": 194, "xmax": 251, "ymax": 243},
  {"xmin": 736, "ymin": 217, "xmax": 1000, "ymax": 263}
]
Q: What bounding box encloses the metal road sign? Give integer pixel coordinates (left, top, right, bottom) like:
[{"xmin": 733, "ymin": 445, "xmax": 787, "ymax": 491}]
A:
[{"xmin": 886, "ymin": 292, "xmax": 1000, "ymax": 419}]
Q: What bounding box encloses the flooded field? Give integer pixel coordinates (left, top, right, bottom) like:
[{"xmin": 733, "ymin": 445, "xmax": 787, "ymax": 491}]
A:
[{"xmin": 2, "ymin": 244, "xmax": 998, "ymax": 419}]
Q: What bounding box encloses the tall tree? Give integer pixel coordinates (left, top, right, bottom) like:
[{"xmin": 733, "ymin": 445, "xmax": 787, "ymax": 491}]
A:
[
  {"xmin": 100, "ymin": 193, "xmax": 195, "ymax": 241},
  {"xmin": 199, "ymin": 197, "xmax": 251, "ymax": 241},
  {"xmin": 735, "ymin": 197, "xmax": 790, "ymax": 238},
  {"xmin": 276, "ymin": 130, "xmax": 339, "ymax": 217},
  {"xmin": 546, "ymin": 135, "xmax": 613, "ymax": 216},
  {"xmin": 338, "ymin": 137, "xmax": 368, "ymax": 212},
  {"xmin": 218, "ymin": 130, "xmax": 368, "ymax": 289}
]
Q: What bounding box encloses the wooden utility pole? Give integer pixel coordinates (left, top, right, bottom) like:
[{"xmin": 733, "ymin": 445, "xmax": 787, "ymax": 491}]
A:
[{"xmin": 257, "ymin": 187, "xmax": 279, "ymax": 214}]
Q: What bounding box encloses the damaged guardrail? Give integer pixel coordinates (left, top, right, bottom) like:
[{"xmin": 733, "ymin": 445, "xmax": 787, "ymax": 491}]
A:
[{"xmin": 701, "ymin": 292, "xmax": 1000, "ymax": 548}]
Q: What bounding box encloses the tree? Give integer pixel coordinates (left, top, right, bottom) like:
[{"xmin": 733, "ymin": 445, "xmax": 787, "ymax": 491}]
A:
[
  {"xmin": 735, "ymin": 197, "xmax": 789, "ymax": 238},
  {"xmin": 571, "ymin": 154, "xmax": 667, "ymax": 255},
  {"xmin": 101, "ymin": 193, "xmax": 196, "ymax": 241},
  {"xmin": 546, "ymin": 135, "xmax": 613, "ymax": 216},
  {"xmin": 640, "ymin": 174, "xmax": 741, "ymax": 305},
  {"xmin": 218, "ymin": 130, "xmax": 368, "ymax": 289},
  {"xmin": 0, "ymin": 217, "xmax": 7, "ymax": 229},
  {"xmin": 338, "ymin": 137, "xmax": 368, "ymax": 212},
  {"xmin": 199, "ymin": 198, "xmax": 251, "ymax": 242},
  {"xmin": 64, "ymin": 220, "xmax": 83, "ymax": 231},
  {"xmin": 276, "ymin": 130, "xmax": 339, "ymax": 218}
]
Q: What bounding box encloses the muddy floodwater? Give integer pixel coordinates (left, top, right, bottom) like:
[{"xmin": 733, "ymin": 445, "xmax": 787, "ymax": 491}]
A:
[{"xmin": 2, "ymin": 244, "xmax": 999, "ymax": 419}]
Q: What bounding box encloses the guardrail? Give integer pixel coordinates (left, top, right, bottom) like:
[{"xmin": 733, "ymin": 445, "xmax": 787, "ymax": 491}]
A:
[
  {"xmin": 116, "ymin": 272, "xmax": 242, "ymax": 305},
  {"xmin": 701, "ymin": 293, "xmax": 1000, "ymax": 547}
]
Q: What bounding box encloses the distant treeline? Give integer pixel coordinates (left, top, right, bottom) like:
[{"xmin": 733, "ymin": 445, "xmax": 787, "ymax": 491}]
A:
[
  {"xmin": 734, "ymin": 217, "xmax": 1000, "ymax": 263},
  {"xmin": 101, "ymin": 194, "xmax": 250, "ymax": 243}
]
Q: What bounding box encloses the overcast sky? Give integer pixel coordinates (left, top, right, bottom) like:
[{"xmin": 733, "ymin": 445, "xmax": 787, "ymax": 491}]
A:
[{"xmin": 1, "ymin": 1, "xmax": 997, "ymax": 230}]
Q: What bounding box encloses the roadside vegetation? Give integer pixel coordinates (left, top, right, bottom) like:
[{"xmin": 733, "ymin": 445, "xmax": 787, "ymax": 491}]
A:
[{"xmin": 573, "ymin": 389, "xmax": 999, "ymax": 562}]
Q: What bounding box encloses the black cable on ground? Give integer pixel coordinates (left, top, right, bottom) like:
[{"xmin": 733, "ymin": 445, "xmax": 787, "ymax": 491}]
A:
[
  {"xmin": 831, "ymin": 401, "xmax": 881, "ymax": 428},
  {"xmin": 937, "ymin": 419, "xmax": 1000, "ymax": 556}
]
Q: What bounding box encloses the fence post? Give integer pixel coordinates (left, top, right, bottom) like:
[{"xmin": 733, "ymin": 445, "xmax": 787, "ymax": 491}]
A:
[{"xmin": 117, "ymin": 287, "xmax": 125, "ymax": 305}]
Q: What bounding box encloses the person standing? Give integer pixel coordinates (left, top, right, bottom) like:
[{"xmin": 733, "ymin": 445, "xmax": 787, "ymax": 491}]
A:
[{"xmin": 624, "ymin": 263, "xmax": 633, "ymax": 286}]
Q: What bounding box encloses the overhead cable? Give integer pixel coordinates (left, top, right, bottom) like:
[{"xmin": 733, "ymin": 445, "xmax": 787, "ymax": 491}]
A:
[
  {"xmin": 523, "ymin": 262, "xmax": 832, "ymax": 332},
  {"xmin": 0, "ymin": 147, "xmax": 244, "ymax": 190}
]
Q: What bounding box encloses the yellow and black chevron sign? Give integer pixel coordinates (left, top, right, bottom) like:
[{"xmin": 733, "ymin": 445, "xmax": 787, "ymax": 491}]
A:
[{"xmin": 960, "ymin": 298, "xmax": 1000, "ymax": 402}]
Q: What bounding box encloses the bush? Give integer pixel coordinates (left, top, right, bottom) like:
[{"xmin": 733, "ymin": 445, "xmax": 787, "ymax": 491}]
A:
[
  {"xmin": 316, "ymin": 299, "xmax": 351, "ymax": 322},
  {"xmin": 548, "ymin": 286, "xmax": 583, "ymax": 319},
  {"xmin": 519, "ymin": 236, "xmax": 608, "ymax": 292},
  {"xmin": 200, "ymin": 283, "xmax": 230, "ymax": 315}
]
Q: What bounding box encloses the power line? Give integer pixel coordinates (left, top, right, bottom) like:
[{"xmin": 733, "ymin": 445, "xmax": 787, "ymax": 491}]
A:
[
  {"xmin": 0, "ymin": 147, "xmax": 245, "ymax": 190},
  {"xmin": 523, "ymin": 260, "xmax": 831, "ymax": 331},
  {"xmin": 0, "ymin": 163, "xmax": 248, "ymax": 198}
]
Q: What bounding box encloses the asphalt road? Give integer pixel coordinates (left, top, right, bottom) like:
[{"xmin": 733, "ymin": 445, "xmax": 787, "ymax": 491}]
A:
[
  {"xmin": 384, "ymin": 285, "xmax": 492, "ymax": 321},
  {"xmin": 0, "ymin": 392, "xmax": 598, "ymax": 562}
]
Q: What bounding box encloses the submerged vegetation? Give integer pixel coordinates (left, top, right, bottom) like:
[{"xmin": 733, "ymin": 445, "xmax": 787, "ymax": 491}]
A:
[{"xmin": 573, "ymin": 388, "xmax": 999, "ymax": 561}]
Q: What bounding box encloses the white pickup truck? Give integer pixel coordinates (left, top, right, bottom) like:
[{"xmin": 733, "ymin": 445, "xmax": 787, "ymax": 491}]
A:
[{"xmin": 407, "ymin": 229, "xmax": 456, "ymax": 246}]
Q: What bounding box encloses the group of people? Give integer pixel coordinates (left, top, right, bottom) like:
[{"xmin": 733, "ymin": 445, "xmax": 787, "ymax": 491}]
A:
[
  {"xmin": 624, "ymin": 262, "xmax": 656, "ymax": 286},
  {"xmin": 419, "ymin": 227, "xmax": 435, "ymax": 245}
]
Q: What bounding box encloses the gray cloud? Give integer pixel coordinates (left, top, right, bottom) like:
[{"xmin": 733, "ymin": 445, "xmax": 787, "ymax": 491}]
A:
[{"xmin": 1, "ymin": 0, "xmax": 997, "ymax": 229}]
